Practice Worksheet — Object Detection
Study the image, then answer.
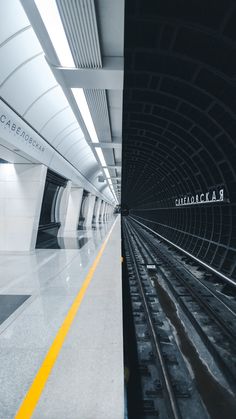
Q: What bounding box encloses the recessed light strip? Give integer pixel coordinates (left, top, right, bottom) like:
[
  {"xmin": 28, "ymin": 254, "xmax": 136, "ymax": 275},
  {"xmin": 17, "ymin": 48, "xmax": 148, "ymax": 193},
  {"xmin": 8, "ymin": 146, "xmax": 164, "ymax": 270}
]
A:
[
  {"xmin": 95, "ymin": 147, "xmax": 106, "ymax": 167},
  {"xmin": 72, "ymin": 88, "xmax": 99, "ymax": 144},
  {"xmin": 72, "ymin": 89, "xmax": 118, "ymax": 200},
  {"xmin": 34, "ymin": 0, "xmax": 75, "ymax": 67}
]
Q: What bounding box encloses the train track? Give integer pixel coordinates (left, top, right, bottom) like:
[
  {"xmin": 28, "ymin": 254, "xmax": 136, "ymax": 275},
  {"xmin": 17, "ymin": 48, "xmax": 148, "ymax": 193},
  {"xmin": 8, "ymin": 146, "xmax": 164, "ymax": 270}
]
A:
[
  {"xmin": 129, "ymin": 217, "xmax": 236, "ymax": 385},
  {"xmin": 123, "ymin": 220, "xmax": 208, "ymax": 419},
  {"xmin": 122, "ymin": 217, "xmax": 236, "ymax": 419}
]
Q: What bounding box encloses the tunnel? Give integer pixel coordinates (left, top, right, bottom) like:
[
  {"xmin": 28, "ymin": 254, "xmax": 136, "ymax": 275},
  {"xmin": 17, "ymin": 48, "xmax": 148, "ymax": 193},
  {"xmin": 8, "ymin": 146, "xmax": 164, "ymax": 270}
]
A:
[{"xmin": 122, "ymin": 0, "xmax": 236, "ymax": 282}]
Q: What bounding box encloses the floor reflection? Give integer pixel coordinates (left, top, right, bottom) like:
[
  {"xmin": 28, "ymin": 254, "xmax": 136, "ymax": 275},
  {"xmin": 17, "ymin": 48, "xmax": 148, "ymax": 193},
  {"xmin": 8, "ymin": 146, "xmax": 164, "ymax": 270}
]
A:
[{"xmin": 36, "ymin": 223, "xmax": 111, "ymax": 250}]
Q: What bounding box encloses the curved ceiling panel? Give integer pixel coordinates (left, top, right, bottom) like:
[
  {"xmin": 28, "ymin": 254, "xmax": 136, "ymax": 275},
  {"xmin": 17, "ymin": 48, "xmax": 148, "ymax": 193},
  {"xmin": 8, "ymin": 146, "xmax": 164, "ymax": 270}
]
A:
[
  {"xmin": 39, "ymin": 107, "xmax": 72, "ymax": 136},
  {"xmin": 67, "ymin": 142, "xmax": 91, "ymax": 160},
  {"xmin": 23, "ymin": 85, "xmax": 64, "ymax": 123},
  {"xmin": 0, "ymin": 27, "xmax": 41, "ymax": 86},
  {"xmin": 57, "ymin": 132, "xmax": 86, "ymax": 156},
  {"xmin": 0, "ymin": 0, "xmax": 29, "ymax": 43},
  {"xmin": 50, "ymin": 123, "xmax": 79, "ymax": 147},
  {"xmin": 122, "ymin": 0, "xmax": 236, "ymax": 280},
  {"xmin": 0, "ymin": 55, "xmax": 55, "ymax": 114}
]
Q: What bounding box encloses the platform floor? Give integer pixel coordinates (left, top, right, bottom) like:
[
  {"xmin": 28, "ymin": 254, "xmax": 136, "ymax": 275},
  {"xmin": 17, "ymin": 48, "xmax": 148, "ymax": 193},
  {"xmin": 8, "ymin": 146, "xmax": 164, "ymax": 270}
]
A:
[{"xmin": 0, "ymin": 216, "xmax": 124, "ymax": 419}]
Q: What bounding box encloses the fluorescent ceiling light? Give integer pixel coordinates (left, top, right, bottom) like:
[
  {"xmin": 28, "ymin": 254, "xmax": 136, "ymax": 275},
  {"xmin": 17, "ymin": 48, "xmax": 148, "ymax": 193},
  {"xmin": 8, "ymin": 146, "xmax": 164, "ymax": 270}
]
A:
[
  {"xmin": 71, "ymin": 91, "xmax": 116, "ymax": 199},
  {"xmin": 34, "ymin": 0, "xmax": 75, "ymax": 67},
  {"xmin": 95, "ymin": 148, "xmax": 106, "ymax": 167},
  {"xmin": 72, "ymin": 88, "xmax": 99, "ymax": 144},
  {"xmin": 99, "ymin": 165, "xmax": 117, "ymax": 200},
  {"xmin": 95, "ymin": 152, "xmax": 118, "ymax": 201},
  {"xmin": 103, "ymin": 168, "xmax": 110, "ymax": 179}
]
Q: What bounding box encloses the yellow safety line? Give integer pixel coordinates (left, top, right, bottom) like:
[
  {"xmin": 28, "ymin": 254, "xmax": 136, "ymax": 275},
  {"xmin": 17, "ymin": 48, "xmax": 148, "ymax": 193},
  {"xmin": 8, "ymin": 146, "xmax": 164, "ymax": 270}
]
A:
[{"xmin": 15, "ymin": 219, "xmax": 117, "ymax": 419}]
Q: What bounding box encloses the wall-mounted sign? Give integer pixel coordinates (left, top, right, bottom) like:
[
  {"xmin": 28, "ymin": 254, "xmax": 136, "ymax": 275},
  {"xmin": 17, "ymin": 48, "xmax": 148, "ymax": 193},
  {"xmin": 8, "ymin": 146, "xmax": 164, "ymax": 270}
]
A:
[
  {"xmin": 0, "ymin": 111, "xmax": 45, "ymax": 153},
  {"xmin": 175, "ymin": 188, "xmax": 227, "ymax": 207}
]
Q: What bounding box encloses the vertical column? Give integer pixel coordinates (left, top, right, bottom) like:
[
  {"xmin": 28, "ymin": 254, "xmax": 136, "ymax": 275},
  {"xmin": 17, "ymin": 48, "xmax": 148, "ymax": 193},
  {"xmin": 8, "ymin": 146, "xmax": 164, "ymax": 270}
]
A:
[
  {"xmin": 95, "ymin": 198, "xmax": 102, "ymax": 224},
  {"xmin": 92, "ymin": 197, "xmax": 97, "ymax": 225},
  {"xmin": 98, "ymin": 201, "xmax": 103, "ymax": 223},
  {"xmin": 107, "ymin": 205, "xmax": 112, "ymax": 220},
  {"xmin": 103, "ymin": 202, "xmax": 107, "ymax": 222},
  {"xmin": 110, "ymin": 205, "xmax": 114, "ymax": 219},
  {"xmin": 62, "ymin": 186, "xmax": 83, "ymax": 237},
  {"xmin": 105, "ymin": 203, "xmax": 109, "ymax": 222},
  {"xmin": 0, "ymin": 163, "xmax": 47, "ymax": 251},
  {"xmin": 58, "ymin": 181, "xmax": 71, "ymax": 236},
  {"xmin": 100, "ymin": 201, "xmax": 105, "ymax": 223},
  {"xmin": 111, "ymin": 205, "xmax": 114, "ymax": 219},
  {"xmin": 84, "ymin": 194, "xmax": 96, "ymax": 228}
]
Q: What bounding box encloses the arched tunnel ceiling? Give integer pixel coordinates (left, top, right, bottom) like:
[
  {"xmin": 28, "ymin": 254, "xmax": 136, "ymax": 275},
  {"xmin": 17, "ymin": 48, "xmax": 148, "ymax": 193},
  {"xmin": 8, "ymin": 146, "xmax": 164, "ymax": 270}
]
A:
[{"xmin": 122, "ymin": 0, "xmax": 236, "ymax": 280}]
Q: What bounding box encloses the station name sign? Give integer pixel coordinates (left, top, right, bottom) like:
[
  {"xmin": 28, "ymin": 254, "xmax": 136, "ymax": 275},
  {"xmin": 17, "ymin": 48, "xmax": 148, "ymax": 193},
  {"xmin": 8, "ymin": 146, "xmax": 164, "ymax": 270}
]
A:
[
  {"xmin": 0, "ymin": 113, "xmax": 45, "ymax": 153},
  {"xmin": 175, "ymin": 188, "xmax": 227, "ymax": 207}
]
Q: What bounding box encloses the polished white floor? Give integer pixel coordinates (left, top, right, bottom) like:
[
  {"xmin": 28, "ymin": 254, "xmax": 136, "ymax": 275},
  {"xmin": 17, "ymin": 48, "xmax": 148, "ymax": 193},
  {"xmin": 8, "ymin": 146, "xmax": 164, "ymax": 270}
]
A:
[{"xmin": 0, "ymin": 216, "xmax": 124, "ymax": 419}]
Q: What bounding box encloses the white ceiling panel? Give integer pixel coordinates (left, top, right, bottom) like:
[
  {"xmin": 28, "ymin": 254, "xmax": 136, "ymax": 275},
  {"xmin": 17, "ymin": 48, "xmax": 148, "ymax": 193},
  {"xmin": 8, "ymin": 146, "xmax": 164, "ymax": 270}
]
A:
[
  {"xmin": 70, "ymin": 148, "xmax": 95, "ymax": 165},
  {"xmin": 57, "ymin": 132, "xmax": 84, "ymax": 155},
  {"xmin": 109, "ymin": 109, "xmax": 123, "ymax": 138},
  {"xmin": 0, "ymin": 28, "xmax": 41, "ymax": 86},
  {"xmin": 23, "ymin": 85, "xmax": 68, "ymax": 129},
  {"xmin": 96, "ymin": 0, "xmax": 124, "ymax": 57},
  {"xmin": 52, "ymin": 126, "xmax": 81, "ymax": 148},
  {"xmin": 40, "ymin": 107, "xmax": 72, "ymax": 136},
  {"xmin": 0, "ymin": 0, "xmax": 30, "ymax": 44},
  {"xmin": 0, "ymin": 55, "xmax": 56, "ymax": 114},
  {"xmin": 50, "ymin": 122, "xmax": 78, "ymax": 146}
]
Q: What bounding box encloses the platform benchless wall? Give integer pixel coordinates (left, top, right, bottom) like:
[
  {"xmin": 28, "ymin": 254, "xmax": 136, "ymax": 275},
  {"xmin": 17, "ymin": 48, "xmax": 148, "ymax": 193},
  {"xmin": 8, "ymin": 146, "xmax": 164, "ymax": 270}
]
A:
[{"xmin": 122, "ymin": 0, "xmax": 236, "ymax": 281}]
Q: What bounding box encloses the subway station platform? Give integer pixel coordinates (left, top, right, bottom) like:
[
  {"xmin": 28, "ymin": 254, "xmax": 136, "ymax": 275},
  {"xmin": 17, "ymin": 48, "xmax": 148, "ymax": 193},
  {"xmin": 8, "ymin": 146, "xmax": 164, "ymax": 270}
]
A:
[{"xmin": 0, "ymin": 216, "xmax": 123, "ymax": 419}]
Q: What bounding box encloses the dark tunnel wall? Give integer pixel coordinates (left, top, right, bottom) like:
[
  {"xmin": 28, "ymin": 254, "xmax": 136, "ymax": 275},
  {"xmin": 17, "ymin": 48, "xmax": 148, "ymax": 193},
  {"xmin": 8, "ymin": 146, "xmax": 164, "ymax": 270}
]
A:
[{"xmin": 122, "ymin": 0, "xmax": 236, "ymax": 280}]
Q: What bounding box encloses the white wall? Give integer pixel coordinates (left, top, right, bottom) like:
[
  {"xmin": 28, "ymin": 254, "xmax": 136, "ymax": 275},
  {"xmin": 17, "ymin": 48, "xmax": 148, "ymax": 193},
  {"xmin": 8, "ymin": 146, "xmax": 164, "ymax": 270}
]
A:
[{"xmin": 0, "ymin": 163, "xmax": 46, "ymax": 251}]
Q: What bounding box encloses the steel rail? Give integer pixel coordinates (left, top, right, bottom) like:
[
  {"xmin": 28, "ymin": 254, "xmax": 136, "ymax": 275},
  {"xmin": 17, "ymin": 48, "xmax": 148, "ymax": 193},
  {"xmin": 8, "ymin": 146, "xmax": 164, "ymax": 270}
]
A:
[
  {"xmin": 130, "ymin": 218, "xmax": 236, "ymax": 341},
  {"xmin": 130, "ymin": 217, "xmax": 236, "ymax": 318},
  {"xmin": 127, "ymin": 218, "xmax": 236, "ymax": 390},
  {"xmin": 123, "ymin": 220, "xmax": 182, "ymax": 419},
  {"xmin": 130, "ymin": 216, "xmax": 236, "ymax": 288}
]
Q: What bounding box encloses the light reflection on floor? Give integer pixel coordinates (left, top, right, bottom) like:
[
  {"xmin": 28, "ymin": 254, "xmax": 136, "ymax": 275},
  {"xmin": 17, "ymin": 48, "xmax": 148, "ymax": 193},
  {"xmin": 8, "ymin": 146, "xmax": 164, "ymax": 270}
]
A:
[{"xmin": 36, "ymin": 224, "xmax": 110, "ymax": 249}]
